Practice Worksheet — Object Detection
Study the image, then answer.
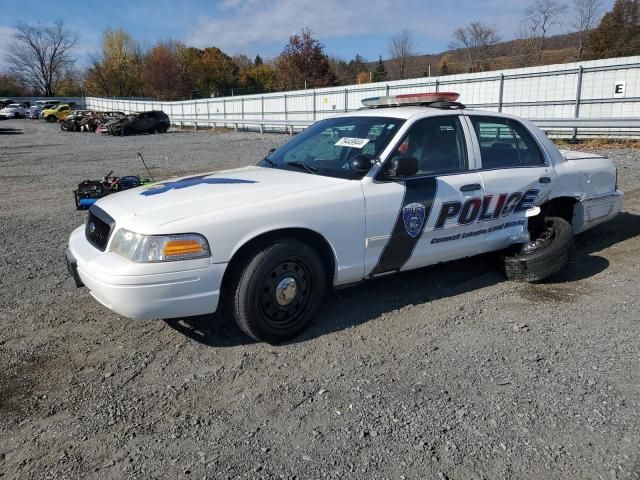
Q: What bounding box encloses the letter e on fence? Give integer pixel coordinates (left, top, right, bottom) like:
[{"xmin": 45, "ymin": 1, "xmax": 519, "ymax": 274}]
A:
[{"xmin": 614, "ymin": 81, "xmax": 626, "ymax": 98}]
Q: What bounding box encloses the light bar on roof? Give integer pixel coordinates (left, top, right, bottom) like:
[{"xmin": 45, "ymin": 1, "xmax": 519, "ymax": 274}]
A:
[{"xmin": 362, "ymin": 92, "xmax": 460, "ymax": 108}]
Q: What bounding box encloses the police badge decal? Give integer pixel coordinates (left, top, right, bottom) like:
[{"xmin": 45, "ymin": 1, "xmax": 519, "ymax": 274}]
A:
[{"xmin": 402, "ymin": 202, "xmax": 426, "ymax": 238}]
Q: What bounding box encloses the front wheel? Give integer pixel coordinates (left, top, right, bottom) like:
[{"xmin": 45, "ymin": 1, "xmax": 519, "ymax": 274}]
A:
[
  {"xmin": 502, "ymin": 216, "xmax": 574, "ymax": 282},
  {"xmin": 46, "ymin": 115, "xmax": 56, "ymax": 123},
  {"xmin": 227, "ymin": 239, "xmax": 327, "ymax": 343}
]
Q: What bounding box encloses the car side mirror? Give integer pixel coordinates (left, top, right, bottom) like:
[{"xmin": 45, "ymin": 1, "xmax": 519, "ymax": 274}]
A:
[
  {"xmin": 349, "ymin": 154, "xmax": 374, "ymax": 173},
  {"xmin": 385, "ymin": 156, "xmax": 418, "ymax": 179}
]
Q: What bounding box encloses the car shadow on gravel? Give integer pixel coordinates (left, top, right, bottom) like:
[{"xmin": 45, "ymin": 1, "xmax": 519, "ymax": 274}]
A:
[
  {"xmin": 0, "ymin": 128, "xmax": 23, "ymax": 135},
  {"xmin": 165, "ymin": 212, "xmax": 640, "ymax": 347}
]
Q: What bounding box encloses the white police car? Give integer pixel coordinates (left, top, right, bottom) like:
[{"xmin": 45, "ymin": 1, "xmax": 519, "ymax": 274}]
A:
[{"xmin": 66, "ymin": 93, "xmax": 623, "ymax": 343}]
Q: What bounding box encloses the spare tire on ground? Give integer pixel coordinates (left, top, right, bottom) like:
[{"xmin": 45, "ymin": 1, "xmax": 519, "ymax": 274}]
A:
[{"xmin": 502, "ymin": 216, "xmax": 575, "ymax": 282}]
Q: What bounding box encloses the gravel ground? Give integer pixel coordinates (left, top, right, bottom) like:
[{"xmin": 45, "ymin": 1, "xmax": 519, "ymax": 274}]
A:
[{"xmin": 0, "ymin": 119, "xmax": 639, "ymax": 480}]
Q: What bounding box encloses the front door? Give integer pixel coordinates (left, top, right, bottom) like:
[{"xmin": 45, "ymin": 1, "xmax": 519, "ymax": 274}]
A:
[{"xmin": 363, "ymin": 114, "xmax": 488, "ymax": 277}]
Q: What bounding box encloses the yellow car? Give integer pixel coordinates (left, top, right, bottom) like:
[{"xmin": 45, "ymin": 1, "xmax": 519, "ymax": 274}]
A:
[{"xmin": 41, "ymin": 104, "xmax": 71, "ymax": 122}]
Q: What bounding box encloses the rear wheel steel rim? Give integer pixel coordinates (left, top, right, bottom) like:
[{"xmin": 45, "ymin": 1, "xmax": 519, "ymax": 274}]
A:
[{"xmin": 260, "ymin": 258, "xmax": 312, "ymax": 329}]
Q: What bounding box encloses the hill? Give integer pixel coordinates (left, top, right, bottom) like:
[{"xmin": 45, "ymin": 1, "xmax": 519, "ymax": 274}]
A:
[{"xmin": 372, "ymin": 31, "xmax": 583, "ymax": 80}]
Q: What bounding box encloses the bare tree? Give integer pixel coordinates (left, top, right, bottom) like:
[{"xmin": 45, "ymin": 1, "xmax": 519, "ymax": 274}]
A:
[
  {"xmin": 572, "ymin": 0, "xmax": 603, "ymax": 60},
  {"xmin": 389, "ymin": 30, "xmax": 416, "ymax": 80},
  {"xmin": 514, "ymin": 21, "xmax": 542, "ymax": 66},
  {"xmin": 5, "ymin": 20, "xmax": 77, "ymax": 96},
  {"xmin": 524, "ymin": 0, "xmax": 568, "ymax": 63},
  {"xmin": 450, "ymin": 22, "xmax": 501, "ymax": 72}
]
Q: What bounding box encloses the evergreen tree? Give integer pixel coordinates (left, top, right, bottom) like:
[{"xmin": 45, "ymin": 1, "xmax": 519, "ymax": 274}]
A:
[
  {"xmin": 372, "ymin": 55, "xmax": 387, "ymax": 82},
  {"xmin": 254, "ymin": 54, "xmax": 263, "ymax": 65},
  {"xmin": 589, "ymin": 0, "xmax": 640, "ymax": 58}
]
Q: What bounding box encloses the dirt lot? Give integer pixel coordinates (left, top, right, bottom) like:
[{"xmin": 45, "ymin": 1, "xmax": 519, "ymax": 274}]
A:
[{"xmin": 0, "ymin": 119, "xmax": 639, "ymax": 480}]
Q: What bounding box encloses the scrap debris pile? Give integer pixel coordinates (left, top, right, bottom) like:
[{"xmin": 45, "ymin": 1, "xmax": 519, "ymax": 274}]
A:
[{"xmin": 60, "ymin": 110, "xmax": 170, "ymax": 136}]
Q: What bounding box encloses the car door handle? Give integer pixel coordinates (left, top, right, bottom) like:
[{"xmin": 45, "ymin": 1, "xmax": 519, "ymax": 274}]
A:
[
  {"xmin": 539, "ymin": 176, "xmax": 552, "ymax": 184},
  {"xmin": 460, "ymin": 183, "xmax": 482, "ymax": 192}
]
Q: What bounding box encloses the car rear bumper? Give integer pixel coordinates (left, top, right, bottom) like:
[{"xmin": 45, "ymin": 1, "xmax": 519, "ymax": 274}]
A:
[
  {"xmin": 66, "ymin": 226, "xmax": 226, "ymax": 320},
  {"xmin": 573, "ymin": 190, "xmax": 624, "ymax": 234}
]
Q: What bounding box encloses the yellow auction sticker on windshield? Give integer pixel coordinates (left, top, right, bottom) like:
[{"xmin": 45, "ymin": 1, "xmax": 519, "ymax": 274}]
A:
[{"xmin": 335, "ymin": 137, "xmax": 370, "ymax": 148}]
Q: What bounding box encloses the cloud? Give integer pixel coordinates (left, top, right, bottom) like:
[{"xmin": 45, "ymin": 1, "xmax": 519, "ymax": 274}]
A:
[
  {"xmin": 184, "ymin": 0, "xmax": 535, "ymax": 56},
  {"xmin": 186, "ymin": 0, "xmax": 394, "ymax": 52},
  {"xmin": 0, "ymin": 25, "xmax": 17, "ymax": 69}
]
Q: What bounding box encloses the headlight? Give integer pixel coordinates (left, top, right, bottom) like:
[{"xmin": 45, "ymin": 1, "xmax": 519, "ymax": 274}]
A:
[{"xmin": 109, "ymin": 229, "xmax": 210, "ymax": 262}]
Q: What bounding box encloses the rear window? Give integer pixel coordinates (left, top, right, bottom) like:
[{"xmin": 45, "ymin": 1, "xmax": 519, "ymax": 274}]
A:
[{"xmin": 471, "ymin": 116, "xmax": 545, "ymax": 169}]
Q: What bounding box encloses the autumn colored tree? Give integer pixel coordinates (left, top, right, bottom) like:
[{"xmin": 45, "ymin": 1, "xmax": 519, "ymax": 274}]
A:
[
  {"xmin": 84, "ymin": 29, "xmax": 143, "ymax": 97},
  {"xmin": 180, "ymin": 47, "xmax": 238, "ymax": 96},
  {"xmin": 238, "ymin": 63, "xmax": 277, "ymax": 93},
  {"xmin": 142, "ymin": 43, "xmax": 188, "ymax": 100},
  {"xmin": 438, "ymin": 53, "xmax": 454, "ymax": 75},
  {"xmin": 275, "ymin": 29, "xmax": 337, "ymax": 90},
  {"xmin": 0, "ymin": 73, "xmax": 26, "ymax": 96},
  {"xmin": 589, "ymin": 0, "xmax": 640, "ymax": 58},
  {"xmin": 56, "ymin": 70, "xmax": 83, "ymax": 96}
]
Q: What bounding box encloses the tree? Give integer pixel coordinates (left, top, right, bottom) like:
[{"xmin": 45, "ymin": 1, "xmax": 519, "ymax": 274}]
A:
[
  {"xmin": 572, "ymin": 0, "xmax": 603, "ymax": 59},
  {"xmin": 372, "ymin": 55, "xmax": 388, "ymax": 82},
  {"xmin": 5, "ymin": 20, "xmax": 77, "ymax": 96},
  {"xmin": 589, "ymin": 0, "xmax": 640, "ymax": 58},
  {"xmin": 239, "ymin": 63, "xmax": 277, "ymax": 93},
  {"xmin": 232, "ymin": 53, "xmax": 252, "ymax": 70},
  {"xmin": 388, "ymin": 30, "xmax": 416, "ymax": 79},
  {"xmin": 0, "ymin": 73, "xmax": 26, "ymax": 96},
  {"xmin": 187, "ymin": 47, "xmax": 238, "ymax": 96},
  {"xmin": 275, "ymin": 28, "xmax": 336, "ymax": 90},
  {"xmin": 524, "ymin": 0, "xmax": 568, "ymax": 62},
  {"xmin": 84, "ymin": 29, "xmax": 143, "ymax": 97},
  {"xmin": 254, "ymin": 54, "xmax": 263, "ymax": 65},
  {"xmin": 450, "ymin": 22, "xmax": 501, "ymax": 71},
  {"xmin": 356, "ymin": 71, "xmax": 370, "ymax": 84},
  {"xmin": 438, "ymin": 53, "xmax": 454, "ymax": 75},
  {"xmin": 142, "ymin": 42, "xmax": 188, "ymax": 100},
  {"xmin": 56, "ymin": 69, "xmax": 83, "ymax": 96}
]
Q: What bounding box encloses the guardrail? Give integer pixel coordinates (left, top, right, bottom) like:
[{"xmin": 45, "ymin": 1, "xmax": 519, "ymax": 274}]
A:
[
  {"xmin": 172, "ymin": 117, "xmax": 313, "ymax": 134},
  {"xmin": 172, "ymin": 116, "xmax": 640, "ymax": 138}
]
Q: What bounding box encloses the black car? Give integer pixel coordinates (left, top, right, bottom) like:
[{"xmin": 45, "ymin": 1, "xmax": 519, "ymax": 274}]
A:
[{"xmin": 104, "ymin": 110, "xmax": 170, "ymax": 136}]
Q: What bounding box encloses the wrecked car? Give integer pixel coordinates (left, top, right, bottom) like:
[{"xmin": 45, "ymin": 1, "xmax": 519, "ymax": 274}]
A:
[{"xmin": 102, "ymin": 110, "xmax": 170, "ymax": 135}]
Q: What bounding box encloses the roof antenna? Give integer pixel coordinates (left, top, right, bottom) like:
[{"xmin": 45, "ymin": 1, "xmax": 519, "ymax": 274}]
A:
[{"xmin": 137, "ymin": 152, "xmax": 154, "ymax": 182}]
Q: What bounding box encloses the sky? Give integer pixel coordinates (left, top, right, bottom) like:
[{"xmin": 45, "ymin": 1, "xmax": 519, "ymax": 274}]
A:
[{"xmin": 0, "ymin": 0, "xmax": 615, "ymax": 68}]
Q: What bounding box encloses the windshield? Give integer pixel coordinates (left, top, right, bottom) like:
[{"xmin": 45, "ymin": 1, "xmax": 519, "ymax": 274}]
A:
[{"xmin": 260, "ymin": 116, "xmax": 404, "ymax": 179}]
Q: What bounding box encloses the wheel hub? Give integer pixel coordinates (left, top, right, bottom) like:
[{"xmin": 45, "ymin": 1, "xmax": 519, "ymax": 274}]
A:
[{"xmin": 275, "ymin": 277, "xmax": 298, "ymax": 306}]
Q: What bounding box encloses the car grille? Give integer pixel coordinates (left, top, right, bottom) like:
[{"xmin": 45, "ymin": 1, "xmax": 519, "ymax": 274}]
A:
[{"xmin": 85, "ymin": 206, "xmax": 115, "ymax": 251}]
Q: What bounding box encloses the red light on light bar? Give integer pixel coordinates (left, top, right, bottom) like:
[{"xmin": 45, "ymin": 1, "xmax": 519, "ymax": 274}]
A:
[{"xmin": 362, "ymin": 92, "xmax": 460, "ymax": 107}]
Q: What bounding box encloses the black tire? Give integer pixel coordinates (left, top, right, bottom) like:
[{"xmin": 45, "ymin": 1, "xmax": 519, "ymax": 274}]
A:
[
  {"xmin": 227, "ymin": 238, "xmax": 327, "ymax": 343},
  {"xmin": 46, "ymin": 115, "xmax": 56, "ymax": 123},
  {"xmin": 502, "ymin": 216, "xmax": 574, "ymax": 282}
]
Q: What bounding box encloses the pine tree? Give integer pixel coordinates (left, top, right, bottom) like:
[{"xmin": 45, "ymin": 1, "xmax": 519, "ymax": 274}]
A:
[
  {"xmin": 254, "ymin": 54, "xmax": 263, "ymax": 66},
  {"xmin": 372, "ymin": 55, "xmax": 387, "ymax": 82},
  {"xmin": 589, "ymin": 0, "xmax": 640, "ymax": 58}
]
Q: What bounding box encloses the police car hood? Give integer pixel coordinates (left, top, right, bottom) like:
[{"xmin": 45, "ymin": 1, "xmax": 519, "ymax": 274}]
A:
[{"xmin": 103, "ymin": 165, "xmax": 347, "ymax": 225}]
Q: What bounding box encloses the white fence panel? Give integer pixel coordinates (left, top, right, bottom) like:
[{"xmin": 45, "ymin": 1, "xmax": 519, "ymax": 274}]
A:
[{"xmin": 84, "ymin": 55, "xmax": 640, "ymax": 135}]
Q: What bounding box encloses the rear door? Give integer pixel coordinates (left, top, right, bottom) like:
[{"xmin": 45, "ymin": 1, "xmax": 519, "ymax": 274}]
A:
[
  {"xmin": 464, "ymin": 115, "xmax": 556, "ymax": 252},
  {"xmin": 363, "ymin": 114, "xmax": 488, "ymax": 277}
]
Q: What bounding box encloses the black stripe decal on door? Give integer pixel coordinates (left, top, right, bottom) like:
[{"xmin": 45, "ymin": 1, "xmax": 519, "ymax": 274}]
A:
[{"xmin": 370, "ymin": 177, "xmax": 438, "ymax": 275}]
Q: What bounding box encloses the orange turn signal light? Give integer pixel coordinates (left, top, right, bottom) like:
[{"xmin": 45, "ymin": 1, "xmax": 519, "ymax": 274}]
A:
[{"xmin": 163, "ymin": 239, "xmax": 204, "ymax": 257}]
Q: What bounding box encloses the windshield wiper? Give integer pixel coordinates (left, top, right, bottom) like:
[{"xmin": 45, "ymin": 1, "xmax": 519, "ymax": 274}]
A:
[
  {"xmin": 287, "ymin": 161, "xmax": 318, "ymax": 174},
  {"xmin": 259, "ymin": 148, "xmax": 277, "ymax": 167}
]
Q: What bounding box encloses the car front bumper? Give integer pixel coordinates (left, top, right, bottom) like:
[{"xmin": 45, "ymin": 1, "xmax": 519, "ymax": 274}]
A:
[{"xmin": 66, "ymin": 226, "xmax": 226, "ymax": 320}]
